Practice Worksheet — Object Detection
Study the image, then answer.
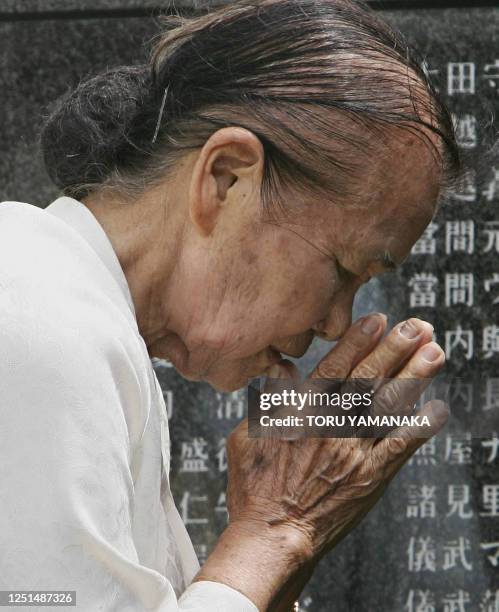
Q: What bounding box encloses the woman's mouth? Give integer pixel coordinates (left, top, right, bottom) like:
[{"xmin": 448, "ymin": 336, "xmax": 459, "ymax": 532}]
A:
[
  {"xmin": 268, "ymin": 346, "xmax": 283, "ymax": 363},
  {"xmin": 247, "ymin": 347, "xmax": 283, "ymax": 379}
]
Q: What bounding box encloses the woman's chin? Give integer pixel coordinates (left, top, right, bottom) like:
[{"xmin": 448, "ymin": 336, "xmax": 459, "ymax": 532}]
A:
[
  {"xmin": 205, "ymin": 368, "xmax": 261, "ymax": 393},
  {"xmin": 206, "ymin": 375, "xmax": 249, "ymax": 393}
]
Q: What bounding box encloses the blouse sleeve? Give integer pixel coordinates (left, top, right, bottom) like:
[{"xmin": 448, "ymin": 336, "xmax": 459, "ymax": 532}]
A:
[{"xmin": 0, "ymin": 282, "xmax": 257, "ymax": 612}]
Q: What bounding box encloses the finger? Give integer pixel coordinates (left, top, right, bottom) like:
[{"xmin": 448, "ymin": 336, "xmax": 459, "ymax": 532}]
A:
[
  {"xmin": 357, "ymin": 340, "xmax": 445, "ymax": 444},
  {"xmin": 365, "ymin": 341, "xmax": 446, "ymax": 422},
  {"xmin": 372, "ymin": 400, "xmax": 449, "ymax": 478},
  {"xmin": 395, "ymin": 341, "xmax": 445, "ymax": 381},
  {"xmin": 264, "ymin": 360, "xmax": 302, "ymax": 428},
  {"xmin": 266, "ymin": 358, "xmax": 301, "ymax": 385},
  {"xmin": 310, "ymin": 313, "xmax": 387, "ymax": 380},
  {"xmin": 349, "ymin": 317, "xmax": 434, "ymax": 381}
]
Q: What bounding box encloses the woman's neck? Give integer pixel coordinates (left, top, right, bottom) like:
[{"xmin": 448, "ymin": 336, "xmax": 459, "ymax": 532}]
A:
[{"xmin": 81, "ymin": 187, "xmax": 182, "ymax": 346}]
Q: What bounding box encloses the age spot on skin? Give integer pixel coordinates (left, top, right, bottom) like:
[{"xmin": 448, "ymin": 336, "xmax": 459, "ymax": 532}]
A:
[{"xmin": 241, "ymin": 248, "xmax": 258, "ymax": 266}]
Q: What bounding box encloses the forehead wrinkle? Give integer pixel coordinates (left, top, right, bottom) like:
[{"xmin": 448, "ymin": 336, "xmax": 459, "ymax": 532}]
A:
[{"xmin": 266, "ymin": 220, "xmax": 335, "ymax": 261}]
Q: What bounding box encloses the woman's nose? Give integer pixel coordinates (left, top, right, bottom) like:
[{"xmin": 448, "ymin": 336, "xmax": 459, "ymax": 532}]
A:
[
  {"xmin": 312, "ymin": 289, "xmax": 357, "ymax": 341},
  {"xmin": 313, "ymin": 310, "xmax": 353, "ymax": 342}
]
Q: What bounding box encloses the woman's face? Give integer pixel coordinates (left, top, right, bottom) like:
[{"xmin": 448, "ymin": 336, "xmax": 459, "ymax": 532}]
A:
[{"xmin": 146, "ymin": 129, "xmax": 442, "ymax": 391}]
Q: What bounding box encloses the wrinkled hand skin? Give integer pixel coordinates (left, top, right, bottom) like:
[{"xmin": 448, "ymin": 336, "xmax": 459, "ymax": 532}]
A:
[
  {"xmin": 228, "ymin": 431, "xmax": 390, "ymax": 561},
  {"xmin": 226, "ymin": 315, "xmax": 448, "ymax": 574}
]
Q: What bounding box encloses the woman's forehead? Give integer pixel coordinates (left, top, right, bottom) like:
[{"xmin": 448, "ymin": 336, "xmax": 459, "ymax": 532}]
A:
[{"xmin": 294, "ymin": 180, "xmax": 436, "ymax": 271}]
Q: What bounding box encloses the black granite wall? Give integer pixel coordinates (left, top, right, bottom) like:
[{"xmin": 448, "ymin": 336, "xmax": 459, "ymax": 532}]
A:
[{"xmin": 1, "ymin": 3, "xmax": 497, "ymax": 611}]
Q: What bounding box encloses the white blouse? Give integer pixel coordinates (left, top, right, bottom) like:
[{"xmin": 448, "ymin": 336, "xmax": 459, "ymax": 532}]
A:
[{"xmin": 0, "ymin": 196, "xmax": 258, "ymax": 612}]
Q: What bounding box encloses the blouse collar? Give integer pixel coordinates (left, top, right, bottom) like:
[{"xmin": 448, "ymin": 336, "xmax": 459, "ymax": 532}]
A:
[{"xmin": 45, "ymin": 195, "xmax": 137, "ymax": 321}]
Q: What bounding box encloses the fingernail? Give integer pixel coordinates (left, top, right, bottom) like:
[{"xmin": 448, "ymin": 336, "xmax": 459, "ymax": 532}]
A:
[
  {"xmin": 361, "ymin": 314, "xmax": 382, "ymax": 335},
  {"xmin": 420, "ymin": 343, "xmax": 442, "ymax": 363},
  {"xmin": 399, "ymin": 319, "xmax": 422, "ymax": 339}
]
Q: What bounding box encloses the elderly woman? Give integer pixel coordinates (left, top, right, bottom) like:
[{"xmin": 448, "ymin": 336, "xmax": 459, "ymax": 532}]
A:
[{"xmin": 0, "ymin": 0, "xmax": 458, "ymax": 610}]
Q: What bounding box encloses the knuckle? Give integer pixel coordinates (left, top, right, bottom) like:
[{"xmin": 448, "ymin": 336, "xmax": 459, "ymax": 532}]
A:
[
  {"xmin": 374, "ymin": 393, "xmax": 395, "ymax": 417},
  {"xmin": 344, "ymin": 327, "xmax": 372, "ymax": 350},
  {"xmin": 315, "ymin": 355, "xmax": 351, "ymax": 380},
  {"xmin": 375, "ymin": 385, "xmax": 403, "ymax": 416},
  {"xmin": 385, "ymin": 435, "xmax": 408, "ymax": 456},
  {"xmin": 352, "ymin": 360, "xmax": 381, "ymax": 380},
  {"xmin": 344, "ymin": 376, "xmax": 374, "ymax": 395}
]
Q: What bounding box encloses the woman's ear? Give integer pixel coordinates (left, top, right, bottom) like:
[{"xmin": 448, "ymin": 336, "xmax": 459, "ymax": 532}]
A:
[{"xmin": 188, "ymin": 127, "xmax": 264, "ymax": 237}]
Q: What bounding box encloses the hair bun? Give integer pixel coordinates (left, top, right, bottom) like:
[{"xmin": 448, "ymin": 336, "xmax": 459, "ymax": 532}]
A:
[{"xmin": 41, "ymin": 64, "xmax": 152, "ymax": 194}]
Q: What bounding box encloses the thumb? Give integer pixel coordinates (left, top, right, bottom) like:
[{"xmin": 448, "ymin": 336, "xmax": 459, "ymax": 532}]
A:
[{"xmin": 267, "ymin": 358, "xmax": 301, "ymax": 384}]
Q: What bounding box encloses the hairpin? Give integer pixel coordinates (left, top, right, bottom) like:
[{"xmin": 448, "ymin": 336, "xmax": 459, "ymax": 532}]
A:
[{"xmin": 151, "ymin": 84, "xmax": 170, "ymax": 144}]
